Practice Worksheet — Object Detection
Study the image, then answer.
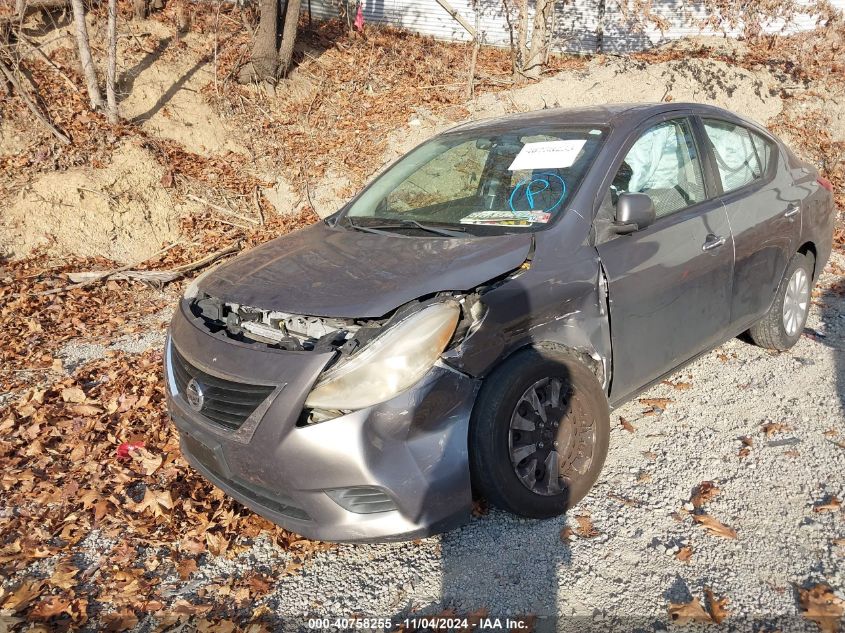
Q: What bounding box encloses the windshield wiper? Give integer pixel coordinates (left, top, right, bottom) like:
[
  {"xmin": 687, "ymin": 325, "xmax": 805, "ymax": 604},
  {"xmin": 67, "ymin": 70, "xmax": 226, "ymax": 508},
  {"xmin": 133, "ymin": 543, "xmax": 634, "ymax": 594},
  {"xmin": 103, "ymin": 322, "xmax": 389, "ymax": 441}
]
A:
[
  {"xmin": 370, "ymin": 219, "xmax": 467, "ymax": 238},
  {"xmin": 344, "ymin": 217, "xmax": 410, "ymax": 238}
]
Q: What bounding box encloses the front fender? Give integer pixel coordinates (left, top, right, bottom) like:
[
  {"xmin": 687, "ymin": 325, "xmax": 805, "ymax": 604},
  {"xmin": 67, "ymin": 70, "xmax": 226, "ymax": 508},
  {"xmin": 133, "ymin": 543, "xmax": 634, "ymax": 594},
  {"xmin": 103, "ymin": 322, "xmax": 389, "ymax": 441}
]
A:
[{"xmin": 442, "ymin": 245, "xmax": 612, "ymax": 390}]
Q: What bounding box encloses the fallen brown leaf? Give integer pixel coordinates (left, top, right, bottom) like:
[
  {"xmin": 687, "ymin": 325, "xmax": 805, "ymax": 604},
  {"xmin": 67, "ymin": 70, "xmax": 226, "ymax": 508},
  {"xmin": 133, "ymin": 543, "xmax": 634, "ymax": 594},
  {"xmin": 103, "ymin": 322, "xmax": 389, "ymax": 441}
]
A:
[
  {"xmin": 799, "ymin": 583, "xmax": 844, "ymax": 633},
  {"xmin": 60, "ymin": 387, "xmax": 86, "ymax": 403},
  {"xmin": 133, "ymin": 489, "xmax": 173, "ymax": 517},
  {"xmin": 693, "ymin": 513, "xmax": 737, "ymax": 539},
  {"xmin": 661, "ymin": 380, "xmax": 692, "ymax": 390},
  {"xmin": 101, "ymin": 608, "xmax": 139, "ymax": 632},
  {"xmin": 29, "ymin": 595, "xmax": 71, "ymax": 619},
  {"xmin": 639, "ymin": 397, "xmax": 672, "ymax": 409},
  {"xmin": 676, "ymin": 546, "xmax": 693, "ymax": 562},
  {"xmin": 668, "ymin": 597, "xmax": 712, "ymax": 624},
  {"xmin": 1, "ymin": 580, "xmax": 44, "ymax": 613},
  {"xmin": 705, "ymin": 588, "xmax": 730, "ymax": 624},
  {"xmin": 177, "ymin": 557, "xmax": 198, "ymax": 580},
  {"xmin": 619, "ymin": 416, "xmax": 637, "ymax": 433},
  {"xmin": 472, "ymin": 498, "xmax": 489, "ymax": 517},
  {"xmin": 813, "ymin": 496, "xmax": 842, "ymax": 513},
  {"xmin": 691, "ymin": 481, "xmax": 720, "ymax": 508},
  {"xmin": 636, "ymin": 471, "xmax": 652, "ymax": 483},
  {"xmin": 575, "ymin": 515, "xmax": 600, "ymax": 538},
  {"xmin": 130, "ymin": 447, "xmax": 163, "ymax": 476},
  {"xmin": 67, "ymin": 403, "xmax": 104, "ymax": 416},
  {"xmin": 761, "ymin": 421, "xmax": 791, "ymax": 437}
]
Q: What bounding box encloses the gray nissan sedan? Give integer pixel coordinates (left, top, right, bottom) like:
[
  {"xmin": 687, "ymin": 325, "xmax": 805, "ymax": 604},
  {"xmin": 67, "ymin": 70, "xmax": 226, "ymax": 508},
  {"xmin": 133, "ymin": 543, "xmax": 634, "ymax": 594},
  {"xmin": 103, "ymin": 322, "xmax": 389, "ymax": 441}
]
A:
[{"xmin": 165, "ymin": 103, "xmax": 834, "ymax": 542}]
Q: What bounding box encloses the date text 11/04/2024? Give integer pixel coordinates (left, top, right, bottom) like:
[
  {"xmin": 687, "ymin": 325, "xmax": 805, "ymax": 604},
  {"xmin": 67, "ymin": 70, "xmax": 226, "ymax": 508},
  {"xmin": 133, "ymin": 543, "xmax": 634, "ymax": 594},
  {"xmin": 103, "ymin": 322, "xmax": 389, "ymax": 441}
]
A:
[{"xmin": 307, "ymin": 617, "xmax": 534, "ymax": 630}]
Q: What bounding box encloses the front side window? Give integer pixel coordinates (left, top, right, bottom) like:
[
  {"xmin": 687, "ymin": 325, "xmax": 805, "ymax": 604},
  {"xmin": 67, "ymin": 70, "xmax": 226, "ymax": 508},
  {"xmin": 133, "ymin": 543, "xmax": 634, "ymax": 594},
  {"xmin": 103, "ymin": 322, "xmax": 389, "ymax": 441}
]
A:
[
  {"xmin": 344, "ymin": 126, "xmax": 606, "ymax": 235},
  {"xmin": 703, "ymin": 119, "xmax": 772, "ymax": 193},
  {"xmin": 609, "ymin": 118, "xmax": 706, "ymax": 219}
]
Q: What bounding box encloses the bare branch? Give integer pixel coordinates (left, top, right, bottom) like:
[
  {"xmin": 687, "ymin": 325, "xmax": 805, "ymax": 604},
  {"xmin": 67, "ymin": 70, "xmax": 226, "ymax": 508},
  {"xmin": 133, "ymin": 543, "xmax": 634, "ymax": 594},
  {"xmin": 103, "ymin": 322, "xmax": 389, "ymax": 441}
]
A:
[{"xmin": 0, "ymin": 58, "xmax": 71, "ymax": 144}]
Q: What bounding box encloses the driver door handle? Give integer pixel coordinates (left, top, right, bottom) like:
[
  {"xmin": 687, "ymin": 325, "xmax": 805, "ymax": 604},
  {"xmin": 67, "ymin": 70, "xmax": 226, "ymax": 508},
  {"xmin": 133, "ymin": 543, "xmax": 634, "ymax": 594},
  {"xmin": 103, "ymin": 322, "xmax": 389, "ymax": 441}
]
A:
[
  {"xmin": 784, "ymin": 203, "xmax": 800, "ymax": 218},
  {"xmin": 702, "ymin": 234, "xmax": 726, "ymax": 252}
]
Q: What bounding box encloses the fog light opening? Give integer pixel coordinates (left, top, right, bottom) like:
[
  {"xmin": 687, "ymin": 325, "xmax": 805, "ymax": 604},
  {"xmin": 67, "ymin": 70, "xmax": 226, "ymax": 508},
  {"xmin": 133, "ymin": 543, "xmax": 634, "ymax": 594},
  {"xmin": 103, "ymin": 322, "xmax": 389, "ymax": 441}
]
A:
[{"xmin": 326, "ymin": 486, "xmax": 397, "ymax": 514}]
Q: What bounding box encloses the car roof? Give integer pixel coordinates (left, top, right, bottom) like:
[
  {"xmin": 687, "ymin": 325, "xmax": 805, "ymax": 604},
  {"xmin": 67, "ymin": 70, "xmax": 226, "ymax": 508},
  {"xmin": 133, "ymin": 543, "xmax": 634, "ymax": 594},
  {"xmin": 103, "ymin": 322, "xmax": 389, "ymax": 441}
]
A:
[{"xmin": 443, "ymin": 102, "xmax": 758, "ymax": 136}]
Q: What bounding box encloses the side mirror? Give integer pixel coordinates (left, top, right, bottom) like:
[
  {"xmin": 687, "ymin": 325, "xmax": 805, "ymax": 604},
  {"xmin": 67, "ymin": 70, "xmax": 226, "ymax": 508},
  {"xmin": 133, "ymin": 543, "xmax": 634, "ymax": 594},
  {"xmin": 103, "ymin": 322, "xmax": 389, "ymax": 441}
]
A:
[{"xmin": 613, "ymin": 193, "xmax": 655, "ymax": 234}]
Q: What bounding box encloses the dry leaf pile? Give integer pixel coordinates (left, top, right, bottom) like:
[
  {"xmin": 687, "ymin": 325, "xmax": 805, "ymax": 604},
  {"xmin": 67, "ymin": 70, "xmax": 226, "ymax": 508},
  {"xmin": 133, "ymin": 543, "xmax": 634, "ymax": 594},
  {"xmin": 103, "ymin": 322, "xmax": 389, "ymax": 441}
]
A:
[{"xmin": 0, "ymin": 344, "xmax": 331, "ymax": 628}]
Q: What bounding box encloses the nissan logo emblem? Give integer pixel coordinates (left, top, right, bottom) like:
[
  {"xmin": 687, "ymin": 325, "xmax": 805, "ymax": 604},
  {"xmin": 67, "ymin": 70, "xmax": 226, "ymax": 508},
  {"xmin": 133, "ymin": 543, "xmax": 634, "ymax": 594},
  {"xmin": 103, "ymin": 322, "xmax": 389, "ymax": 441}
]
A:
[{"xmin": 185, "ymin": 378, "xmax": 205, "ymax": 412}]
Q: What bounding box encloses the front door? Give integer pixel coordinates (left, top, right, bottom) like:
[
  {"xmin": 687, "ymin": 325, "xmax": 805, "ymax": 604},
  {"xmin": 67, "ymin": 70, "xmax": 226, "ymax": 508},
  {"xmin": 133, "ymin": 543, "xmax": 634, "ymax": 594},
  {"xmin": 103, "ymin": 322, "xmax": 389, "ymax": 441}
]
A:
[{"xmin": 595, "ymin": 116, "xmax": 735, "ymax": 402}]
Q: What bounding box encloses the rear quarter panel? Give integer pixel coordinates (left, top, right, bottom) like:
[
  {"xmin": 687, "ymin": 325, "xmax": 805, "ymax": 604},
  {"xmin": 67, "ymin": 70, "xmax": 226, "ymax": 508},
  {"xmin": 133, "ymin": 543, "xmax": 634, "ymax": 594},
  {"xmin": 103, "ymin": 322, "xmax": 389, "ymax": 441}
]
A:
[{"xmin": 789, "ymin": 150, "xmax": 835, "ymax": 278}]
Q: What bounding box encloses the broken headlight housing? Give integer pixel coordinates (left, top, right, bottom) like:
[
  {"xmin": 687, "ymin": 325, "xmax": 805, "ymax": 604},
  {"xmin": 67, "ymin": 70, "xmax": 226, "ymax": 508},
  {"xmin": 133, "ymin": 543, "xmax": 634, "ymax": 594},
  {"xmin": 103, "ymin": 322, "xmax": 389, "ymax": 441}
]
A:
[{"xmin": 304, "ymin": 300, "xmax": 460, "ymax": 410}]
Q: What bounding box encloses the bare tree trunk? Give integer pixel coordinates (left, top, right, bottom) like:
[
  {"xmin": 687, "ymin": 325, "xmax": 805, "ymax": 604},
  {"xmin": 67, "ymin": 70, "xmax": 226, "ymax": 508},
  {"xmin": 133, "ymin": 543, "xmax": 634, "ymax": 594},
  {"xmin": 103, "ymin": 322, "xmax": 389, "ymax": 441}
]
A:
[
  {"xmin": 106, "ymin": 0, "xmax": 118, "ymax": 122},
  {"xmin": 132, "ymin": 0, "xmax": 147, "ymax": 19},
  {"xmin": 277, "ymin": 0, "xmax": 301, "ymax": 78},
  {"xmin": 524, "ymin": 0, "xmax": 553, "ymax": 79},
  {"xmin": 247, "ymin": 0, "xmax": 280, "ymax": 83},
  {"xmin": 70, "ymin": 0, "xmax": 103, "ymax": 110},
  {"xmin": 514, "ymin": 0, "xmax": 528, "ymax": 79},
  {"xmin": 466, "ymin": 4, "xmax": 481, "ymax": 99}
]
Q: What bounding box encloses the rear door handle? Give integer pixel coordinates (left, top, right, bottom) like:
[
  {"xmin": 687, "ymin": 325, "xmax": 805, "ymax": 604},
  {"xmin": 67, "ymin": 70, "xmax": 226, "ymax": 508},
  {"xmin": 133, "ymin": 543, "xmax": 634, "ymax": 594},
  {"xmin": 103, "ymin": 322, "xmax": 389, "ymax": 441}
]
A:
[
  {"xmin": 784, "ymin": 203, "xmax": 800, "ymax": 218},
  {"xmin": 702, "ymin": 234, "xmax": 726, "ymax": 252}
]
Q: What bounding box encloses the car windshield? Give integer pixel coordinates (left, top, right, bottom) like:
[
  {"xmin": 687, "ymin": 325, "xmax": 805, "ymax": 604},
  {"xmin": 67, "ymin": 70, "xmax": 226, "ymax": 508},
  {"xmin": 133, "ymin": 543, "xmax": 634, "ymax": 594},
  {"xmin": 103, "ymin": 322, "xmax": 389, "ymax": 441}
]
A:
[{"xmin": 342, "ymin": 125, "xmax": 606, "ymax": 235}]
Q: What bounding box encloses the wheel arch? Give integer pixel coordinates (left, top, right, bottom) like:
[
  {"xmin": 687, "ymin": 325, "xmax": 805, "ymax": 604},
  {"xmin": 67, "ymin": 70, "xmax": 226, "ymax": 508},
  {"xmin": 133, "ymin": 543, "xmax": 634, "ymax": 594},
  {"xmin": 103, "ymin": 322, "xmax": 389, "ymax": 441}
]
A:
[
  {"xmin": 797, "ymin": 241, "xmax": 818, "ymax": 279},
  {"xmin": 478, "ymin": 340, "xmax": 606, "ymax": 390}
]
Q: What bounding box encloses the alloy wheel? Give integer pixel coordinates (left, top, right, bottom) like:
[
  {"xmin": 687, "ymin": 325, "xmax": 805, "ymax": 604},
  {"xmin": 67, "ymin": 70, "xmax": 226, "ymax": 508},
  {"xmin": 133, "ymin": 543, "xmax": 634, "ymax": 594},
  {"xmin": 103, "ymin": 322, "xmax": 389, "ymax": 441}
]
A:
[
  {"xmin": 782, "ymin": 267, "xmax": 810, "ymax": 337},
  {"xmin": 507, "ymin": 377, "xmax": 596, "ymax": 496}
]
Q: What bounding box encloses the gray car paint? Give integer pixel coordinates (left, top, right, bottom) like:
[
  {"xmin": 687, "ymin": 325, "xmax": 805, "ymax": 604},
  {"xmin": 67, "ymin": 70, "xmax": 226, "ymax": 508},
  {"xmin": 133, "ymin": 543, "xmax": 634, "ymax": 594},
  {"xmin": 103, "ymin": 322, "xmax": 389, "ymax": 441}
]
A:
[
  {"xmin": 166, "ymin": 102, "xmax": 834, "ymax": 542},
  {"xmin": 199, "ymin": 220, "xmax": 533, "ymax": 318}
]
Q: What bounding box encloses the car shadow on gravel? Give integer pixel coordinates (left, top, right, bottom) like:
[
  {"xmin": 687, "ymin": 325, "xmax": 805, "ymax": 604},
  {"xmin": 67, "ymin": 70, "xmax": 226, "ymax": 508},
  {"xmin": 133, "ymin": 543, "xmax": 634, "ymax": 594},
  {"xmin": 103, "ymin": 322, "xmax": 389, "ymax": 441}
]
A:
[
  {"xmin": 815, "ymin": 286, "xmax": 844, "ymax": 409},
  {"xmin": 391, "ymin": 512, "xmax": 571, "ymax": 633},
  {"xmin": 388, "ymin": 281, "xmax": 579, "ymax": 632}
]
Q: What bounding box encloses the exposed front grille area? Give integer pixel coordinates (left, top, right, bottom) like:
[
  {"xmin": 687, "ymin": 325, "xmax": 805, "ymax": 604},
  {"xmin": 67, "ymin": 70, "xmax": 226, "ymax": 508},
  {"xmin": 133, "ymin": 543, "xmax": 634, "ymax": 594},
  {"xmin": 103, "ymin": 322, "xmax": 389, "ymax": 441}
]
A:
[{"xmin": 170, "ymin": 345, "xmax": 275, "ymax": 430}]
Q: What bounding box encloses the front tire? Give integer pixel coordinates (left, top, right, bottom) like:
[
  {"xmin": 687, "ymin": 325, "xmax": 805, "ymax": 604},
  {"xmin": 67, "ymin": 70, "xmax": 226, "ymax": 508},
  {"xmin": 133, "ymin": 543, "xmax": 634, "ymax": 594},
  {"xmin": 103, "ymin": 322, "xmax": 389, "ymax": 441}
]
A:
[
  {"xmin": 748, "ymin": 252, "xmax": 813, "ymax": 351},
  {"xmin": 468, "ymin": 348, "xmax": 610, "ymax": 519}
]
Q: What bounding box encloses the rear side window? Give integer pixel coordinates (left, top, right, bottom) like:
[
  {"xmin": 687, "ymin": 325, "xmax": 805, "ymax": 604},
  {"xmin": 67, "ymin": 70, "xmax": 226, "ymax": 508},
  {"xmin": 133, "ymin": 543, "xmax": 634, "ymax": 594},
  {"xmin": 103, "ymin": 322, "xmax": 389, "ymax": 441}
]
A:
[
  {"xmin": 702, "ymin": 119, "xmax": 773, "ymax": 193},
  {"xmin": 610, "ymin": 118, "xmax": 706, "ymax": 219}
]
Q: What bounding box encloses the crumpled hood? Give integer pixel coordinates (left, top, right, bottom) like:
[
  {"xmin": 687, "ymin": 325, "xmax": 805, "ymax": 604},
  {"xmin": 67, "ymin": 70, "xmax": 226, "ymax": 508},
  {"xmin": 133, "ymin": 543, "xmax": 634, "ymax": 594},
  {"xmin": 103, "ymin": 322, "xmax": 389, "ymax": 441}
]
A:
[{"xmin": 199, "ymin": 222, "xmax": 533, "ymax": 318}]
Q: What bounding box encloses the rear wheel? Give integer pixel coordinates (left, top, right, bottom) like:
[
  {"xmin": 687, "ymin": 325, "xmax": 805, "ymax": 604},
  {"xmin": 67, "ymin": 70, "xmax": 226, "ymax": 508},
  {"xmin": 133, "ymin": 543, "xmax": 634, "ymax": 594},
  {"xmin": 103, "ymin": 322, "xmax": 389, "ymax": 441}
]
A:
[
  {"xmin": 748, "ymin": 252, "xmax": 813, "ymax": 351},
  {"xmin": 468, "ymin": 348, "xmax": 609, "ymax": 518}
]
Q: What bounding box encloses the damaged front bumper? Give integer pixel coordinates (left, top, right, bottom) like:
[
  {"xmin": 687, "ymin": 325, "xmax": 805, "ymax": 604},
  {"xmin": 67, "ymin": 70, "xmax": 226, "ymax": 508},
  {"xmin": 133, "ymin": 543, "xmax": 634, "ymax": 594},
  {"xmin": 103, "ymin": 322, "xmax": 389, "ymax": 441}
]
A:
[{"xmin": 165, "ymin": 301, "xmax": 480, "ymax": 542}]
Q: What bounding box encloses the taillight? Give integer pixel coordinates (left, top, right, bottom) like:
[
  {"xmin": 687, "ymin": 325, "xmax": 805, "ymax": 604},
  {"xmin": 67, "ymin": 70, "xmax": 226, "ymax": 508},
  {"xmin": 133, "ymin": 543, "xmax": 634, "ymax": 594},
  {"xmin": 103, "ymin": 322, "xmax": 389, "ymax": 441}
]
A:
[{"xmin": 817, "ymin": 176, "xmax": 833, "ymax": 192}]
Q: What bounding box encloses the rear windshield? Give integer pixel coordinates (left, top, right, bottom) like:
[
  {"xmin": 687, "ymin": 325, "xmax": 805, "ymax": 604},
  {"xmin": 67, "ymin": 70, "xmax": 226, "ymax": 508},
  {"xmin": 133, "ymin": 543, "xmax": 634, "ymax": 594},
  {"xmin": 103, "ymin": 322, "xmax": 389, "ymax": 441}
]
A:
[{"xmin": 342, "ymin": 126, "xmax": 606, "ymax": 235}]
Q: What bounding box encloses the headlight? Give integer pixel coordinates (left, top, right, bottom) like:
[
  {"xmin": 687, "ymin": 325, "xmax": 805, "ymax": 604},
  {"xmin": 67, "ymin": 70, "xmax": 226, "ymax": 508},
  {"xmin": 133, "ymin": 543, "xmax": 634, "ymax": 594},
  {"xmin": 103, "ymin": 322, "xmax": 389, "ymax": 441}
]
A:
[{"xmin": 304, "ymin": 300, "xmax": 460, "ymax": 410}]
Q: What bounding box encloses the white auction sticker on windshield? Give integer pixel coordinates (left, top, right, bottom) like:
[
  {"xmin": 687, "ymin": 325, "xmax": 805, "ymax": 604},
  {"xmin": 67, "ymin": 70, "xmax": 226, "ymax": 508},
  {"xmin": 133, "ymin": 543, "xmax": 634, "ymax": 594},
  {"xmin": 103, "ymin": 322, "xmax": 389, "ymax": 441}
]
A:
[{"xmin": 508, "ymin": 140, "xmax": 587, "ymax": 171}]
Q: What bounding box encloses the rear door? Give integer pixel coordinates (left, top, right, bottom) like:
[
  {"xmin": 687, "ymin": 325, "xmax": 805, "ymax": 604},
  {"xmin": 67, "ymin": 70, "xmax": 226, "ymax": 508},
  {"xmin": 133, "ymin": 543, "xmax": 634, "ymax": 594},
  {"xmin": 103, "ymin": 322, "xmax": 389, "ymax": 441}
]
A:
[
  {"xmin": 698, "ymin": 118, "xmax": 800, "ymax": 330},
  {"xmin": 595, "ymin": 115, "xmax": 735, "ymax": 402}
]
